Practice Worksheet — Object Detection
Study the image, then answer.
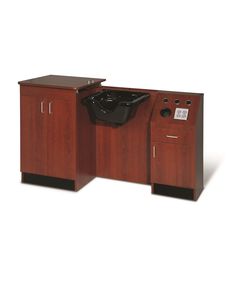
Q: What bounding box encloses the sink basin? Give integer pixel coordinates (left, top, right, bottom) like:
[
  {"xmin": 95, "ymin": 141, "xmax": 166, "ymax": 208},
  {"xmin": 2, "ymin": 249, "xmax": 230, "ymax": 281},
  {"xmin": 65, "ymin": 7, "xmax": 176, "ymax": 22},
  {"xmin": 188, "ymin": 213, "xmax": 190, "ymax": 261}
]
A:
[{"xmin": 82, "ymin": 90, "xmax": 150, "ymax": 126}]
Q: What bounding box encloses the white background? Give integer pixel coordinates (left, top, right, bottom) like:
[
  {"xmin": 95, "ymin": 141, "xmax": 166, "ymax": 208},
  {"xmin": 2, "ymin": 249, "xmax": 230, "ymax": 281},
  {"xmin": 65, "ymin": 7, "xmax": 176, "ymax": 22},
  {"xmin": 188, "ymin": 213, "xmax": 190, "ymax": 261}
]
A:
[{"xmin": 0, "ymin": 0, "xmax": 234, "ymax": 282}]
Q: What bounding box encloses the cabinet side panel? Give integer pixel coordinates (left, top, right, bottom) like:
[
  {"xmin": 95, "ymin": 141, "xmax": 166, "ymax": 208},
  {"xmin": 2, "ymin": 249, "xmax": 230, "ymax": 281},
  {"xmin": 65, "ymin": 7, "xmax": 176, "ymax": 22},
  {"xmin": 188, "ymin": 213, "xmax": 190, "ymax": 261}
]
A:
[
  {"xmin": 194, "ymin": 96, "xmax": 204, "ymax": 199},
  {"xmin": 76, "ymin": 88, "xmax": 99, "ymax": 190}
]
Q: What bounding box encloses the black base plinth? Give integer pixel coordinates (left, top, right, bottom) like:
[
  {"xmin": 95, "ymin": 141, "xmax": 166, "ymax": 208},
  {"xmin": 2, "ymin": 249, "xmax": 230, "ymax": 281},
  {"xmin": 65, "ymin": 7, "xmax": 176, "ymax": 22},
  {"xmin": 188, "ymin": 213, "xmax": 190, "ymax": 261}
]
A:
[
  {"xmin": 152, "ymin": 183, "xmax": 195, "ymax": 200},
  {"xmin": 22, "ymin": 173, "xmax": 75, "ymax": 190}
]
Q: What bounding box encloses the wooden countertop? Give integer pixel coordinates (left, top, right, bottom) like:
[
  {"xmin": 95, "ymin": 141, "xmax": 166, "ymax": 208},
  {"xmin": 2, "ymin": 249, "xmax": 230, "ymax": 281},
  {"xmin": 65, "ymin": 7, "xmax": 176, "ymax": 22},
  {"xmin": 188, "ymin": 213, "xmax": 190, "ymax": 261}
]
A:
[{"xmin": 18, "ymin": 75, "xmax": 106, "ymax": 90}]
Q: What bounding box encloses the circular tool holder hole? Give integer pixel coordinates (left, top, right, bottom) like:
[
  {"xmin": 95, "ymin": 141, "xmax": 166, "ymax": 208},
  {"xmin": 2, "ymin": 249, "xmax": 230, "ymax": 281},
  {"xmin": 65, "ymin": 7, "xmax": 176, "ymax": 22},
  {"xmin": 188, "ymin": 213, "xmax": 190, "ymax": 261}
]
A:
[{"xmin": 160, "ymin": 108, "xmax": 172, "ymax": 117}]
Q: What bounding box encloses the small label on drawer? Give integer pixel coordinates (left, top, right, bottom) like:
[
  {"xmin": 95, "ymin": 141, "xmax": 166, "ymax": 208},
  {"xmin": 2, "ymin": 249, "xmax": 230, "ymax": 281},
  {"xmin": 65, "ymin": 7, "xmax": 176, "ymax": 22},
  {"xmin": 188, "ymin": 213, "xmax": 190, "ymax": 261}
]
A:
[{"xmin": 174, "ymin": 108, "xmax": 189, "ymax": 120}]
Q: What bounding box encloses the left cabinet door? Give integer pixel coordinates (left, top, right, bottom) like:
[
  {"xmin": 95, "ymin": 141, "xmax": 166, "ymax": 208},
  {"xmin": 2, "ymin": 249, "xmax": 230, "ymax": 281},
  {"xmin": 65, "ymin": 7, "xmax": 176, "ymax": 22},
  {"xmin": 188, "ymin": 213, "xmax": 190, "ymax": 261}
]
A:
[{"xmin": 20, "ymin": 92, "xmax": 48, "ymax": 175}]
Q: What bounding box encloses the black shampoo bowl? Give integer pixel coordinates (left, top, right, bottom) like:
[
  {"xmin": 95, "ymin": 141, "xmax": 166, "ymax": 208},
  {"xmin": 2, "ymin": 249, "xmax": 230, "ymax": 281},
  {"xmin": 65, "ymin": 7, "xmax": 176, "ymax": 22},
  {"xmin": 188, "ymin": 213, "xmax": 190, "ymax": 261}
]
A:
[{"xmin": 82, "ymin": 90, "xmax": 150, "ymax": 126}]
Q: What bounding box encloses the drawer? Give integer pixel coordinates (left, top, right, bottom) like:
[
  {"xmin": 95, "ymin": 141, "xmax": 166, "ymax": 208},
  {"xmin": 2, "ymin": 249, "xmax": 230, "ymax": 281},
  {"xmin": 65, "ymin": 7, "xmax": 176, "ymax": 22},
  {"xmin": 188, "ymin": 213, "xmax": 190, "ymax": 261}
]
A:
[{"xmin": 151, "ymin": 128, "xmax": 193, "ymax": 144}]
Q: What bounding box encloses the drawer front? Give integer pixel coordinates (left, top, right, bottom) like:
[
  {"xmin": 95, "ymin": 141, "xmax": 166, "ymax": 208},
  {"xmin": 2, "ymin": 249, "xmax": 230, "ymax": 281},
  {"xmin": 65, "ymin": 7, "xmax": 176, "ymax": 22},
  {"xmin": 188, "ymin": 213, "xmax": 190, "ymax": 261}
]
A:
[{"xmin": 151, "ymin": 128, "xmax": 193, "ymax": 144}]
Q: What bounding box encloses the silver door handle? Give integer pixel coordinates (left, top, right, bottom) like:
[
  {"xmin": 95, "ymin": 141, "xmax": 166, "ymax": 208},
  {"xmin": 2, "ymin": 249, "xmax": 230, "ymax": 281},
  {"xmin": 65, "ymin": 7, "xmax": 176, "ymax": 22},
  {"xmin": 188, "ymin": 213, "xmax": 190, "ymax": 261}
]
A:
[
  {"xmin": 49, "ymin": 102, "xmax": 53, "ymax": 115},
  {"xmin": 40, "ymin": 101, "xmax": 45, "ymax": 113},
  {"xmin": 153, "ymin": 145, "xmax": 156, "ymax": 158}
]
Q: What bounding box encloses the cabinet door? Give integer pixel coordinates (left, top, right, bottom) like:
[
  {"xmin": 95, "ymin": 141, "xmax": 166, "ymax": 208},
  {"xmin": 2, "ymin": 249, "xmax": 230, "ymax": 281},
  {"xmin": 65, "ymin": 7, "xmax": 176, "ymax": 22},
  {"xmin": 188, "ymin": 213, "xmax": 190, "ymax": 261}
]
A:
[
  {"xmin": 20, "ymin": 93, "xmax": 47, "ymax": 175},
  {"xmin": 47, "ymin": 94, "xmax": 76, "ymax": 180},
  {"xmin": 151, "ymin": 142, "xmax": 194, "ymax": 188}
]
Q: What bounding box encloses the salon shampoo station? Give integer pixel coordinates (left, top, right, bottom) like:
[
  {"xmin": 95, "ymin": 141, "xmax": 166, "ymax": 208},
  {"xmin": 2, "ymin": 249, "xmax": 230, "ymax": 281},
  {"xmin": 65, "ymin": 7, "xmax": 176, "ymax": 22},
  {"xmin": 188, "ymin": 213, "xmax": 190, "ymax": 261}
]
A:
[{"xmin": 19, "ymin": 75, "xmax": 203, "ymax": 200}]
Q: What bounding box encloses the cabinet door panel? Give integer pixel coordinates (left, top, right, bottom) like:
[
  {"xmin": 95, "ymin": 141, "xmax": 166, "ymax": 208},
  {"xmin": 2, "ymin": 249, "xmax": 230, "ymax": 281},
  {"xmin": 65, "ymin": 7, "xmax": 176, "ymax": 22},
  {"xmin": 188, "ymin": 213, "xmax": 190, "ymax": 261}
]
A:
[
  {"xmin": 20, "ymin": 94, "xmax": 47, "ymax": 175},
  {"xmin": 151, "ymin": 142, "xmax": 194, "ymax": 188},
  {"xmin": 47, "ymin": 94, "xmax": 76, "ymax": 179}
]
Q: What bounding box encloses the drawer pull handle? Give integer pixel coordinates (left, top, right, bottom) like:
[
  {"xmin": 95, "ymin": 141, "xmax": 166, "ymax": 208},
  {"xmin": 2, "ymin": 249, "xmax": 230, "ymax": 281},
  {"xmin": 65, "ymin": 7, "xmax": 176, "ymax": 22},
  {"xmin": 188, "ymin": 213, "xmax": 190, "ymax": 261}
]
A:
[{"xmin": 166, "ymin": 135, "xmax": 179, "ymax": 139}]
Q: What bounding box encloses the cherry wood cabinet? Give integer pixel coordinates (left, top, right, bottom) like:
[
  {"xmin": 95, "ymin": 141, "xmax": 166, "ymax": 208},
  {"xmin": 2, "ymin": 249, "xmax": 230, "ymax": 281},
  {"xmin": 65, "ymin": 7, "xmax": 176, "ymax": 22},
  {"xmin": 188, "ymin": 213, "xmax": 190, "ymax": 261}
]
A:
[
  {"xmin": 19, "ymin": 75, "xmax": 105, "ymax": 190},
  {"xmin": 150, "ymin": 91, "xmax": 203, "ymax": 200},
  {"xmin": 21, "ymin": 86, "xmax": 76, "ymax": 179},
  {"xmin": 19, "ymin": 75, "xmax": 203, "ymax": 200}
]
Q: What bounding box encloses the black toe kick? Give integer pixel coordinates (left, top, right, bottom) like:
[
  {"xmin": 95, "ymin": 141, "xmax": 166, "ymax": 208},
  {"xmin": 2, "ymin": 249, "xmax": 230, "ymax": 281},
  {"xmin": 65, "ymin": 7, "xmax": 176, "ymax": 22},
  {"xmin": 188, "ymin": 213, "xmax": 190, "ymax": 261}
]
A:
[
  {"xmin": 22, "ymin": 173, "xmax": 75, "ymax": 191},
  {"xmin": 152, "ymin": 183, "xmax": 195, "ymax": 200}
]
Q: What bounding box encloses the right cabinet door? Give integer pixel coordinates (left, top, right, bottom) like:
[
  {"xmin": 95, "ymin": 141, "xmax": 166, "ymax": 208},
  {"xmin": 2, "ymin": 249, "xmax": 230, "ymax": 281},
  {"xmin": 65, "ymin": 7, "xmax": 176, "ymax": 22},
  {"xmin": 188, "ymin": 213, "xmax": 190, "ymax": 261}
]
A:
[
  {"xmin": 151, "ymin": 142, "xmax": 194, "ymax": 188},
  {"xmin": 47, "ymin": 91, "xmax": 76, "ymax": 180},
  {"xmin": 46, "ymin": 93, "xmax": 76, "ymax": 180}
]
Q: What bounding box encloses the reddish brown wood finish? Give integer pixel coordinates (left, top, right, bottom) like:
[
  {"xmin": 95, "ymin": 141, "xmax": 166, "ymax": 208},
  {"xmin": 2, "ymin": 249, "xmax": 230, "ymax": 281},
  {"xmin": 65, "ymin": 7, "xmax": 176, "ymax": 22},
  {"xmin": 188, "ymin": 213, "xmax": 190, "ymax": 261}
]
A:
[
  {"xmin": 151, "ymin": 92, "xmax": 202, "ymax": 128},
  {"xmin": 19, "ymin": 75, "xmax": 105, "ymax": 90},
  {"xmin": 46, "ymin": 91, "xmax": 76, "ymax": 180},
  {"xmin": 20, "ymin": 86, "xmax": 76, "ymax": 180},
  {"xmin": 20, "ymin": 84, "xmax": 102, "ymax": 191},
  {"xmin": 20, "ymin": 90, "xmax": 47, "ymax": 175},
  {"xmin": 150, "ymin": 91, "xmax": 203, "ymax": 200},
  {"xmin": 151, "ymin": 142, "xmax": 194, "ymax": 188},
  {"xmin": 20, "ymin": 75, "xmax": 204, "ymax": 200},
  {"xmin": 195, "ymin": 98, "xmax": 204, "ymax": 199},
  {"xmin": 75, "ymin": 87, "xmax": 101, "ymax": 190},
  {"xmin": 96, "ymin": 86, "xmax": 157, "ymax": 184}
]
